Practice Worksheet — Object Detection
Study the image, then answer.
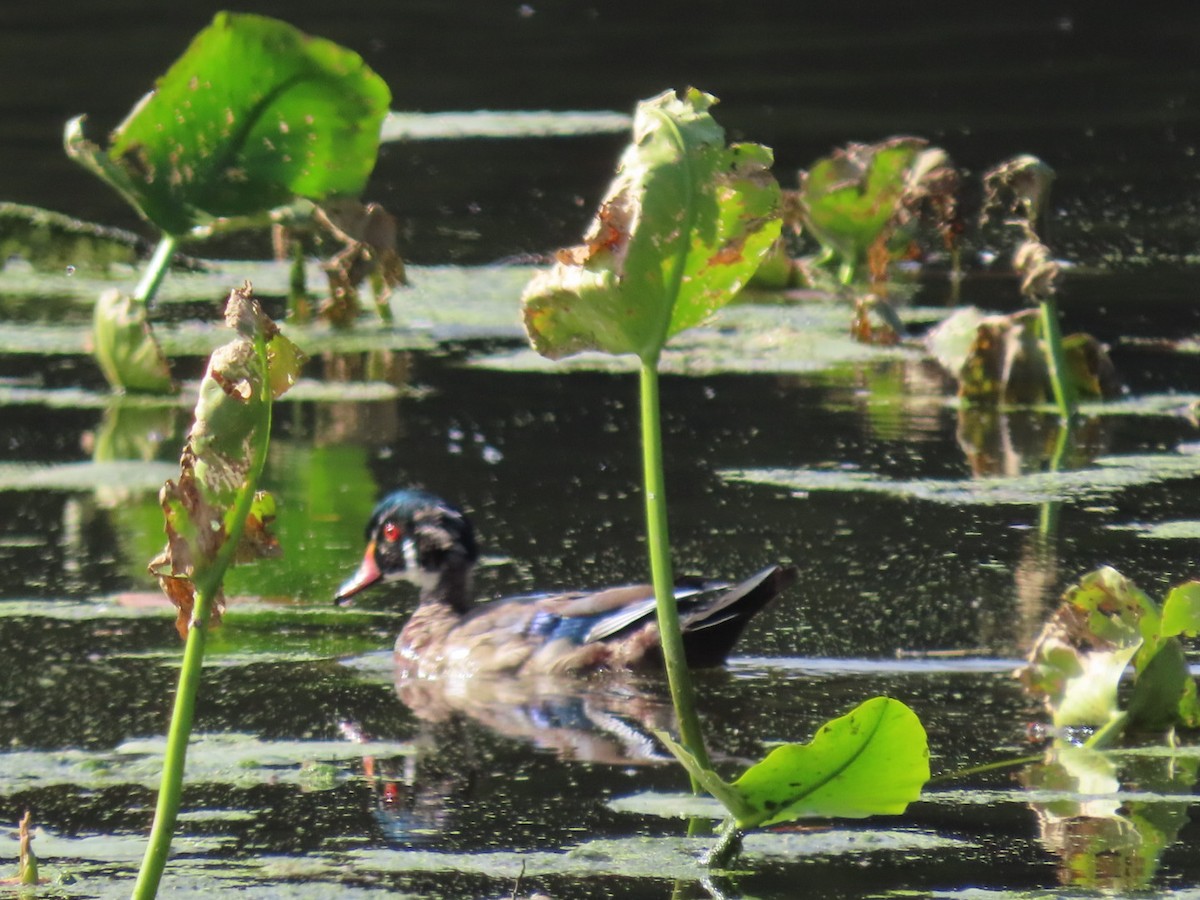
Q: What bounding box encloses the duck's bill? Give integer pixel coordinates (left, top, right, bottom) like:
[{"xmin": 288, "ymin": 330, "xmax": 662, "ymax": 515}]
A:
[{"xmin": 334, "ymin": 542, "xmax": 381, "ymax": 606}]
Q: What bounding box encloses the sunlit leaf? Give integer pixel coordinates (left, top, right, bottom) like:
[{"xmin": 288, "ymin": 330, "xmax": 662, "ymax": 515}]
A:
[
  {"xmin": 1018, "ymin": 567, "xmax": 1153, "ymax": 728},
  {"xmin": 522, "ymin": 88, "xmax": 781, "ymax": 362},
  {"xmin": 65, "ymin": 13, "xmax": 390, "ymax": 236},
  {"xmin": 730, "ymin": 697, "xmax": 928, "ymax": 827},
  {"xmin": 660, "ymin": 697, "xmax": 928, "ymax": 830},
  {"xmin": 798, "ymin": 138, "xmax": 951, "ymax": 283},
  {"xmin": 1160, "ymin": 581, "xmax": 1200, "ymax": 638},
  {"xmin": 147, "ymin": 283, "xmax": 304, "ymax": 637},
  {"xmin": 92, "ymin": 289, "xmax": 177, "ymax": 394}
]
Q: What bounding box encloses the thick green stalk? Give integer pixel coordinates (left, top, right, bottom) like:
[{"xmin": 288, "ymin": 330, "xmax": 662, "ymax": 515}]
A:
[
  {"xmin": 639, "ymin": 356, "xmax": 711, "ymax": 774},
  {"xmin": 132, "ymin": 331, "xmax": 273, "ymax": 900},
  {"xmin": 1038, "ymin": 297, "xmax": 1074, "ymax": 420},
  {"xmin": 133, "ymin": 234, "xmax": 179, "ymax": 307}
]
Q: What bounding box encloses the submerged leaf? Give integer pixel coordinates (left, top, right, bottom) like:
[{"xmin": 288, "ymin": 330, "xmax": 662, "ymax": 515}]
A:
[
  {"xmin": 65, "ymin": 13, "xmax": 390, "ymax": 235},
  {"xmin": 522, "ymin": 88, "xmax": 781, "ymax": 362},
  {"xmin": 92, "ymin": 288, "xmax": 177, "ymax": 394},
  {"xmin": 147, "ymin": 283, "xmax": 303, "ymax": 637}
]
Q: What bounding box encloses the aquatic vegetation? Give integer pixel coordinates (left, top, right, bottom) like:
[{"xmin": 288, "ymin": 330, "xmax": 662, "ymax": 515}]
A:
[
  {"xmin": 522, "ymin": 88, "xmax": 928, "ymax": 865},
  {"xmin": 793, "ymin": 137, "xmax": 958, "ymax": 286},
  {"xmin": 65, "ymin": 13, "xmax": 389, "ymax": 389},
  {"xmin": 1018, "ymin": 566, "xmax": 1200, "ymax": 746},
  {"xmin": 134, "ymin": 284, "xmax": 302, "ymax": 898},
  {"xmin": 522, "ymin": 87, "xmax": 782, "ymax": 778}
]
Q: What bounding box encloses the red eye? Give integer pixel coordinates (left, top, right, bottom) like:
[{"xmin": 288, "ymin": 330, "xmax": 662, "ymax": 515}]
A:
[{"xmin": 381, "ymin": 521, "xmax": 402, "ymax": 543}]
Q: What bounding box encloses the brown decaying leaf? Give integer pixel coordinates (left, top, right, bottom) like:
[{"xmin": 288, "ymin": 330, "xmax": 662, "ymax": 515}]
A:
[
  {"xmin": 980, "ymin": 154, "xmax": 1055, "ymax": 236},
  {"xmin": 316, "ymin": 200, "xmax": 407, "ymax": 326},
  {"xmin": 147, "ymin": 283, "xmax": 288, "ymax": 639},
  {"xmin": 554, "ymin": 185, "xmax": 636, "ymax": 268},
  {"xmin": 850, "ymin": 293, "xmax": 902, "ymax": 346},
  {"xmin": 1013, "ymin": 238, "xmax": 1060, "ymax": 302}
]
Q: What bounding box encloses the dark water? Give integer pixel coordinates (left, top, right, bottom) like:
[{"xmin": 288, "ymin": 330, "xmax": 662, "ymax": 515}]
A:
[{"xmin": 2, "ymin": 3, "xmax": 1200, "ymax": 897}]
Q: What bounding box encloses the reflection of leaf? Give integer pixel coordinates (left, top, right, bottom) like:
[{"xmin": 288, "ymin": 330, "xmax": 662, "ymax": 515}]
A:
[
  {"xmin": 1021, "ymin": 742, "xmax": 1197, "ymax": 891},
  {"xmin": 522, "ymin": 88, "xmax": 781, "ymax": 362},
  {"xmin": 92, "ymin": 400, "xmax": 181, "ymax": 463},
  {"xmin": 65, "ymin": 13, "xmax": 390, "ymax": 236},
  {"xmin": 92, "ymin": 289, "xmax": 177, "ymax": 394},
  {"xmin": 147, "ymin": 283, "xmax": 303, "ymax": 637},
  {"xmin": 660, "ymin": 697, "xmax": 928, "ymax": 829}
]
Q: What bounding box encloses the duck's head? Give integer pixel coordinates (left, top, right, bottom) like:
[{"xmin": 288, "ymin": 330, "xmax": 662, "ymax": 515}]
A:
[{"xmin": 334, "ymin": 490, "xmax": 478, "ymax": 605}]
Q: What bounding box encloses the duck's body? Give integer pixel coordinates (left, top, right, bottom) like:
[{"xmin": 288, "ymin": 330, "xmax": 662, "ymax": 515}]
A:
[{"xmin": 335, "ymin": 490, "xmax": 796, "ymax": 679}]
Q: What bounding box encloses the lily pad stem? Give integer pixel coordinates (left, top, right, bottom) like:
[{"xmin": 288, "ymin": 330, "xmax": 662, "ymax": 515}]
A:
[
  {"xmin": 132, "ymin": 329, "xmax": 273, "ymax": 900},
  {"xmin": 133, "ymin": 234, "xmax": 178, "ymax": 307},
  {"xmin": 639, "ymin": 355, "xmax": 711, "ymax": 779},
  {"xmin": 1038, "ymin": 297, "xmax": 1074, "ymax": 420},
  {"xmin": 702, "ymin": 819, "xmax": 744, "ymax": 868}
]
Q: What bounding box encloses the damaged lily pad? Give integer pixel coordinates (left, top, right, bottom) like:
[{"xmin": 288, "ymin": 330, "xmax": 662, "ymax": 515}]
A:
[
  {"xmin": 926, "ymin": 306, "xmax": 1120, "ymax": 405},
  {"xmin": 522, "ymin": 88, "xmax": 782, "ymax": 363},
  {"xmin": 797, "ymin": 137, "xmax": 956, "ymax": 284},
  {"xmin": 65, "ymin": 13, "xmax": 390, "ymax": 237},
  {"xmin": 148, "ymin": 283, "xmax": 304, "ymax": 638},
  {"xmin": 1017, "ymin": 567, "xmax": 1200, "ymax": 740}
]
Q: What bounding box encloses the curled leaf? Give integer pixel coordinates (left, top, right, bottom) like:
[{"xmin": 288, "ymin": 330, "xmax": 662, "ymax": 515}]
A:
[
  {"xmin": 926, "ymin": 307, "xmax": 1120, "ymax": 405},
  {"xmin": 981, "ymin": 154, "xmax": 1055, "ymax": 236},
  {"xmin": 148, "ymin": 283, "xmax": 303, "ymax": 637},
  {"xmin": 798, "ymin": 137, "xmax": 955, "ymax": 283},
  {"xmin": 522, "ymin": 88, "xmax": 781, "ymax": 362}
]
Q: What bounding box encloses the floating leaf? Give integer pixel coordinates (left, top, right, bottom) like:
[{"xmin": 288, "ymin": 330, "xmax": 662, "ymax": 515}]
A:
[
  {"xmin": 926, "ymin": 306, "xmax": 1120, "ymax": 405},
  {"xmin": 147, "ymin": 283, "xmax": 304, "ymax": 637},
  {"xmin": 522, "ymin": 88, "xmax": 781, "ymax": 363},
  {"xmin": 65, "ymin": 13, "xmax": 390, "ymax": 236},
  {"xmin": 0, "ymin": 201, "xmax": 146, "ymax": 272},
  {"xmin": 661, "ymin": 697, "xmax": 928, "ymax": 830},
  {"xmin": 92, "ymin": 289, "xmax": 177, "ymax": 394}
]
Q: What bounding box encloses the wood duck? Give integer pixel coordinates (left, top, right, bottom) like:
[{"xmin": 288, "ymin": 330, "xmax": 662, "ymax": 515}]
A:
[{"xmin": 334, "ymin": 490, "xmax": 797, "ymax": 679}]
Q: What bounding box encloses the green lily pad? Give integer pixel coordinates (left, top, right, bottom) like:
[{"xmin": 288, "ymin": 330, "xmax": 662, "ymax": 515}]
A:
[{"xmin": 65, "ymin": 13, "xmax": 389, "ymax": 236}]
